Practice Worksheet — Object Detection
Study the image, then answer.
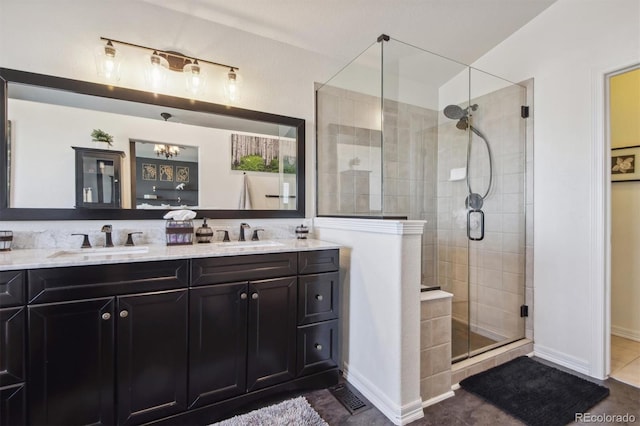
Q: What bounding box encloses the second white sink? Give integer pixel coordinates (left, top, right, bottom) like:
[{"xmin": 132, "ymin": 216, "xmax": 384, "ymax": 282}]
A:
[
  {"xmin": 212, "ymin": 241, "xmax": 284, "ymax": 249},
  {"xmin": 48, "ymin": 246, "xmax": 149, "ymax": 258}
]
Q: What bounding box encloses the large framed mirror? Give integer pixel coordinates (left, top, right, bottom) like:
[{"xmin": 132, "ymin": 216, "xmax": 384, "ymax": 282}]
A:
[{"xmin": 0, "ymin": 68, "xmax": 305, "ymax": 220}]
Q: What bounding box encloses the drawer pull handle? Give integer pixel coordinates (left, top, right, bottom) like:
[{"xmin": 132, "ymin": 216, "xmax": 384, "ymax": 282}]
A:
[
  {"xmin": 102, "ymin": 313, "xmax": 111, "ymax": 320},
  {"xmin": 240, "ymin": 293, "xmax": 247, "ymax": 300},
  {"xmin": 251, "ymin": 293, "xmax": 259, "ymax": 300},
  {"xmin": 315, "ymin": 294, "xmax": 324, "ymax": 301},
  {"xmin": 119, "ymin": 310, "xmax": 129, "ymax": 318},
  {"xmin": 315, "ymin": 343, "xmax": 323, "ymax": 351}
]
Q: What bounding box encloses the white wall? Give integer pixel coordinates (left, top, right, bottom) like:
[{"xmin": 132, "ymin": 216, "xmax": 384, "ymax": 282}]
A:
[
  {"xmin": 611, "ymin": 184, "xmax": 640, "ymax": 341},
  {"xmin": 471, "ymin": 0, "xmax": 640, "ymax": 376},
  {"xmin": 0, "ymin": 0, "xmax": 344, "ymax": 224},
  {"xmin": 313, "ymin": 218, "xmax": 426, "ymax": 426},
  {"xmin": 9, "ymin": 99, "xmax": 291, "ymax": 210}
]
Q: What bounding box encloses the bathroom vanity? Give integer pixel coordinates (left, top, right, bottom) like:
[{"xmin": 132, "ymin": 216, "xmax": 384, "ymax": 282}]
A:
[{"xmin": 0, "ymin": 241, "xmax": 340, "ymax": 426}]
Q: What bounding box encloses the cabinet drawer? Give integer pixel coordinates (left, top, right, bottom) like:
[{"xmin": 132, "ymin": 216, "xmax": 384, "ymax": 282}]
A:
[
  {"xmin": 297, "ymin": 272, "xmax": 339, "ymax": 325},
  {"xmin": 0, "ymin": 271, "xmax": 24, "ymax": 308},
  {"xmin": 191, "ymin": 252, "xmax": 297, "ymax": 286},
  {"xmin": 297, "ymin": 320, "xmax": 338, "ymax": 377},
  {"xmin": 28, "ymin": 260, "xmax": 189, "ymax": 304},
  {"xmin": 298, "ymin": 250, "xmax": 339, "ymax": 275},
  {"xmin": 0, "ymin": 307, "xmax": 25, "ymax": 387}
]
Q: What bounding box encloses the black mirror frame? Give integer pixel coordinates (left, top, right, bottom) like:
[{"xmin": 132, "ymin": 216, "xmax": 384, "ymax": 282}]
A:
[{"xmin": 0, "ymin": 68, "xmax": 305, "ymax": 220}]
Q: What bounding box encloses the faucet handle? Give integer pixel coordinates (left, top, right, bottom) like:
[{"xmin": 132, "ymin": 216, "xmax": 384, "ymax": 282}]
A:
[
  {"xmin": 251, "ymin": 229, "xmax": 265, "ymax": 241},
  {"xmin": 217, "ymin": 230, "xmax": 230, "ymax": 242},
  {"xmin": 125, "ymin": 232, "xmax": 143, "ymax": 246},
  {"xmin": 71, "ymin": 233, "xmax": 91, "ymax": 248}
]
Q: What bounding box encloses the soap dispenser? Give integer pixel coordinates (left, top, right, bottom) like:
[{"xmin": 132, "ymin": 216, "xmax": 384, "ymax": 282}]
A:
[{"xmin": 195, "ymin": 218, "xmax": 214, "ymax": 243}]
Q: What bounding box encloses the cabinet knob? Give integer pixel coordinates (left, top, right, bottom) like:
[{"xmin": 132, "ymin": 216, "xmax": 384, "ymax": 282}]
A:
[
  {"xmin": 315, "ymin": 294, "xmax": 324, "ymax": 301},
  {"xmin": 240, "ymin": 293, "xmax": 247, "ymax": 300},
  {"xmin": 315, "ymin": 343, "xmax": 323, "ymax": 351},
  {"xmin": 119, "ymin": 310, "xmax": 129, "ymax": 318},
  {"xmin": 102, "ymin": 312, "xmax": 111, "ymax": 320},
  {"xmin": 251, "ymin": 293, "xmax": 259, "ymax": 300}
]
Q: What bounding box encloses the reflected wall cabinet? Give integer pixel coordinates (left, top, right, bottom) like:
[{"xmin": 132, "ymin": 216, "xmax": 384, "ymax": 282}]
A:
[{"xmin": 72, "ymin": 147, "xmax": 125, "ymax": 209}]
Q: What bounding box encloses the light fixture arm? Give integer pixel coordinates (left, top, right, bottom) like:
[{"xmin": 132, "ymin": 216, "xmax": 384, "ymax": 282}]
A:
[{"xmin": 100, "ymin": 37, "xmax": 239, "ymax": 72}]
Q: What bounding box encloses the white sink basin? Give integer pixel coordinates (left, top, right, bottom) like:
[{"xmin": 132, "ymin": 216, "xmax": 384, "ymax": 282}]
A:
[
  {"xmin": 212, "ymin": 241, "xmax": 284, "ymax": 249},
  {"xmin": 48, "ymin": 246, "xmax": 149, "ymax": 258}
]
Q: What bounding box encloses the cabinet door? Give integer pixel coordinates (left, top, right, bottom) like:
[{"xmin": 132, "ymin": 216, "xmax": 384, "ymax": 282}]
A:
[
  {"xmin": 0, "ymin": 308, "xmax": 24, "ymax": 388},
  {"xmin": 28, "ymin": 298, "xmax": 115, "ymax": 426},
  {"xmin": 117, "ymin": 290, "xmax": 188, "ymax": 425},
  {"xmin": 188, "ymin": 283, "xmax": 248, "ymax": 408},
  {"xmin": 0, "ymin": 384, "xmax": 25, "ymax": 426},
  {"xmin": 246, "ymin": 277, "xmax": 297, "ymax": 392}
]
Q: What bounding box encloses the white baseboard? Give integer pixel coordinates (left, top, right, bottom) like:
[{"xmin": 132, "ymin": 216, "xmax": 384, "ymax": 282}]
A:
[
  {"xmin": 342, "ymin": 363, "xmax": 424, "ymax": 425},
  {"xmin": 533, "ymin": 343, "xmax": 589, "ymax": 375},
  {"xmin": 611, "ymin": 325, "xmax": 640, "ymax": 342},
  {"xmin": 421, "ymin": 390, "xmax": 455, "ymax": 409}
]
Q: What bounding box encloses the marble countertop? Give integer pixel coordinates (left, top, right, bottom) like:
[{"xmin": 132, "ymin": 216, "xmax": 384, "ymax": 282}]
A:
[{"xmin": 0, "ymin": 239, "xmax": 341, "ymax": 271}]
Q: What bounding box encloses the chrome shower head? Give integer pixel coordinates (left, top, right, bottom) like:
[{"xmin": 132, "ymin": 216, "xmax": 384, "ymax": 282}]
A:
[{"xmin": 444, "ymin": 104, "xmax": 466, "ymax": 120}]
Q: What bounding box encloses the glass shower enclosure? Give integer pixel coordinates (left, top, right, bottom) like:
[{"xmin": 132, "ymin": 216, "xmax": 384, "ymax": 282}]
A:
[{"xmin": 316, "ymin": 36, "xmax": 528, "ymax": 361}]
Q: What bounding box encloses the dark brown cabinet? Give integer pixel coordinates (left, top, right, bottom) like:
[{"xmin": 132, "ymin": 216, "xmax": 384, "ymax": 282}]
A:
[
  {"xmin": 72, "ymin": 146, "xmax": 125, "ymax": 209},
  {"xmin": 116, "ymin": 290, "xmax": 188, "ymax": 425},
  {"xmin": 26, "ymin": 261, "xmax": 189, "ymax": 426},
  {"xmin": 246, "ymin": 277, "xmax": 297, "ymax": 392},
  {"xmin": 15, "ymin": 249, "xmax": 339, "ymax": 425},
  {"xmin": 189, "ymin": 270, "xmax": 297, "ymax": 408},
  {"xmin": 28, "ymin": 298, "xmax": 115, "ymax": 426},
  {"xmin": 296, "ymin": 250, "xmax": 340, "ymax": 377},
  {"xmin": 0, "ymin": 270, "xmax": 25, "ymax": 426}
]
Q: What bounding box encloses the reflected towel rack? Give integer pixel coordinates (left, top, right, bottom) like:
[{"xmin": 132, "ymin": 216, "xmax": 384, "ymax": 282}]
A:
[{"xmin": 265, "ymin": 195, "xmax": 296, "ymax": 198}]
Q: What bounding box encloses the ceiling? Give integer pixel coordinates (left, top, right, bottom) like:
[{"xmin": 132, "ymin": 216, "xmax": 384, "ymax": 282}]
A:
[{"xmin": 140, "ymin": 0, "xmax": 557, "ymax": 65}]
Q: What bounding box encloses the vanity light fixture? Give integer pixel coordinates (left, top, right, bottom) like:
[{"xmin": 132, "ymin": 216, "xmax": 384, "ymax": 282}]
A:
[
  {"xmin": 224, "ymin": 68, "xmax": 241, "ymax": 102},
  {"xmin": 98, "ymin": 37, "xmax": 240, "ymax": 101},
  {"xmin": 94, "ymin": 40, "xmax": 123, "ymax": 82}
]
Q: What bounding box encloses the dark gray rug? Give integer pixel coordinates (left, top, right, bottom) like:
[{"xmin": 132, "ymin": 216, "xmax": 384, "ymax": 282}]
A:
[{"xmin": 460, "ymin": 356, "xmax": 609, "ymax": 426}]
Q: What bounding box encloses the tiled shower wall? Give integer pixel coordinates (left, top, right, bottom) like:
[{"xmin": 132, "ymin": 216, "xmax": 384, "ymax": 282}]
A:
[
  {"xmin": 316, "ymin": 80, "xmax": 533, "ymax": 344},
  {"xmin": 316, "ymin": 85, "xmax": 439, "ymax": 286}
]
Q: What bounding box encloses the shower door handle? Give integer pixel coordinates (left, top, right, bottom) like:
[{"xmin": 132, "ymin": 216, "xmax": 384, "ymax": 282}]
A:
[{"xmin": 467, "ymin": 209, "xmax": 485, "ymax": 241}]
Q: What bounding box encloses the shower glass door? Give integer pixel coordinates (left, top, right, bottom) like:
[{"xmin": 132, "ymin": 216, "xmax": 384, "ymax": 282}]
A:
[
  {"xmin": 316, "ymin": 35, "xmax": 528, "ymax": 363},
  {"xmin": 460, "ymin": 68, "xmax": 527, "ymax": 359}
]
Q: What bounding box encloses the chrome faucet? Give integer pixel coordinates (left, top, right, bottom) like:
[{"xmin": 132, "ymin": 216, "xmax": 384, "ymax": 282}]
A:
[
  {"xmin": 239, "ymin": 223, "xmax": 250, "ymax": 241},
  {"xmin": 101, "ymin": 224, "xmax": 114, "ymax": 247}
]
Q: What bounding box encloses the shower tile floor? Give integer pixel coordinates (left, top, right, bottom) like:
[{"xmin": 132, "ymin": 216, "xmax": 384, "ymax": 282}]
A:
[
  {"xmin": 303, "ymin": 358, "xmax": 640, "ymax": 425},
  {"xmin": 452, "ymin": 319, "xmax": 496, "ymax": 360},
  {"xmin": 610, "ymin": 335, "xmax": 640, "ymax": 388}
]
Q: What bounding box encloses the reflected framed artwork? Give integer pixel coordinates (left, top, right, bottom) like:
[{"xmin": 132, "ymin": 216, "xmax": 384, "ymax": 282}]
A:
[{"xmin": 611, "ymin": 145, "xmax": 640, "ymax": 182}]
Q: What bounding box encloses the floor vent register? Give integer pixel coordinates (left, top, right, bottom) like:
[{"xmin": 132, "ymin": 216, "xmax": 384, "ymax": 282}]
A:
[{"xmin": 328, "ymin": 383, "xmax": 371, "ymax": 415}]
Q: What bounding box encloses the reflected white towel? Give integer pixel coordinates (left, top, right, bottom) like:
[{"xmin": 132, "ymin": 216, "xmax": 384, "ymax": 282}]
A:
[{"xmin": 238, "ymin": 173, "xmax": 252, "ymax": 210}]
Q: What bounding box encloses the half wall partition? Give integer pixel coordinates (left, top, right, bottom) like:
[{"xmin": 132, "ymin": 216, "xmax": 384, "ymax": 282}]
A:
[{"xmin": 316, "ymin": 36, "xmax": 528, "ymax": 361}]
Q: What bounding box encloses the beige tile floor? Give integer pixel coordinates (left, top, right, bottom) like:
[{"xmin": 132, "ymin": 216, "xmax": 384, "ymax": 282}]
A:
[{"xmin": 610, "ymin": 335, "xmax": 640, "ymax": 388}]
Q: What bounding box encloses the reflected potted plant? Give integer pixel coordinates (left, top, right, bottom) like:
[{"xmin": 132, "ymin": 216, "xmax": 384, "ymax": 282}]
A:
[{"xmin": 91, "ymin": 129, "xmax": 114, "ymax": 147}]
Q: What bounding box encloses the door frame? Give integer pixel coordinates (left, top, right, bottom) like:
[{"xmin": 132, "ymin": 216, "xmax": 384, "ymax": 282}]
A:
[{"xmin": 591, "ymin": 60, "xmax": 640, "ymax": 380}]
